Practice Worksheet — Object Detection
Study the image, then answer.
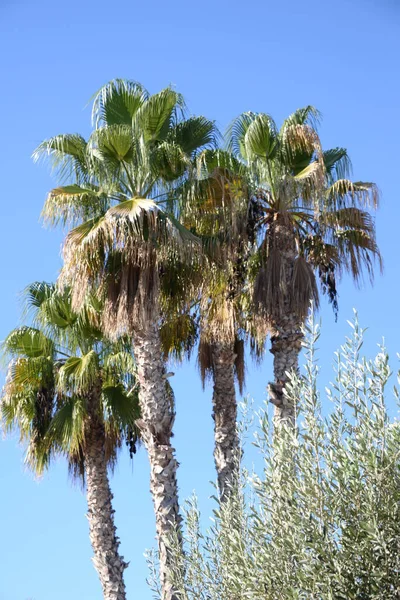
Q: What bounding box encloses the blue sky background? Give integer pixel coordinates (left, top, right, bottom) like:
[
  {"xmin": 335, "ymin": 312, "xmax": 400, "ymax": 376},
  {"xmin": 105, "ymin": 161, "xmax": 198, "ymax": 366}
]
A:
[{"xmin": 0, "ymin": 0, "xmax": 399, "ymax": 598}]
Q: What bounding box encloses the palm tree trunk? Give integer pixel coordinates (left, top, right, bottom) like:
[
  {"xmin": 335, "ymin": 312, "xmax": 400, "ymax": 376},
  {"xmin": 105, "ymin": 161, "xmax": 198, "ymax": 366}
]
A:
[
  {"xmin": 268, "ymin": 222, "xmax": 303, "ymax": 428},
  {"xmin": 269, "ymin": 315, "xmax": 303, "ymax": 426},
  {"xmin": 85, "ymin": 394, "xmax": 128, "ymax": 600},
  {"xmin": 211, "ymin": 342, "xmax": 239, "ymax": 500},
  {"xmin": 134, "ymin": 314, "xmax": 181, "ymax": 600}
]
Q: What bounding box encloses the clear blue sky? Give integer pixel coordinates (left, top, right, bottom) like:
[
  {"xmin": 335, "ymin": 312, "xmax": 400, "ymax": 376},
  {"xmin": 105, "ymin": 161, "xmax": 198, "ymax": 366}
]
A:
[{"xmin": 0, "ymin": 0, "xmax": 399, "ymax": 598}]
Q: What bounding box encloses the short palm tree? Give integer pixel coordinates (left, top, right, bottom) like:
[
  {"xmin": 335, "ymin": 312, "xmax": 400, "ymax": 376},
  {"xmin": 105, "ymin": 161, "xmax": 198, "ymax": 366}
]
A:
[
  {"xmin": 228, "ymin": 107, "xmax": 382, "ymax": 425},
  {"xmin": 1, "ymin": 282, "xmax": 139, "ymax": 600},
  {"xmin": 34, "ymin": 79, "xmax": 217, "ymax": 600}
]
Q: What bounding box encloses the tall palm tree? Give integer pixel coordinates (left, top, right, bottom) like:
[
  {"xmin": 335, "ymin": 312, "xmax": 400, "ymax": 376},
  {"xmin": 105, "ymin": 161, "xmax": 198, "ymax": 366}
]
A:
[
  {"xmin": 1, "ymin": 282, "xmax": 139, "ymax": 600},
  {"xmin": 180, "ymin": 149, "xmax": 255, "ymax": 498},
  {"xmin": 227, "ymin": 107, "xmax": 382, "ymax": 426},
  {"xmin": 34, "ymin": 79, "xmax": 217, "ymax": 600}
]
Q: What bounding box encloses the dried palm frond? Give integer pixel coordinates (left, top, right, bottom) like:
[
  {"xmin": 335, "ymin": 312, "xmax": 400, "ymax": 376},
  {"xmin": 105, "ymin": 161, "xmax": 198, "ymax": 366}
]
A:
[
  {"xmin": 233, "ymin": 337, "xmax": 245, "ymax": 395},
  {"xmin": 160, "ymin": 313, "xmax": 198, "ymax": 362},
  {"xmin": 253, "ymin": 245, "xmax": 285, "ymax": 321},
  {"xmin": 198, "ymin": 338, "xmax": 214, "ymax": 389},
  {"xmin": 291, "ymin": 256, "xmax": 319, "ymax": 319}
]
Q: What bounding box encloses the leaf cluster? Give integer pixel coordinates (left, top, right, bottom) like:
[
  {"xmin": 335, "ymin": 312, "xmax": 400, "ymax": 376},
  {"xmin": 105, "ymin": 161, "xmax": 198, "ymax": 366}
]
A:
[
  {"xmin": 162, "ymin": 314, "xmax": 400, "ymax": 599},
  {"xmin": 1, "ymin": 283, "xmax": 139, "ymax": 479}
]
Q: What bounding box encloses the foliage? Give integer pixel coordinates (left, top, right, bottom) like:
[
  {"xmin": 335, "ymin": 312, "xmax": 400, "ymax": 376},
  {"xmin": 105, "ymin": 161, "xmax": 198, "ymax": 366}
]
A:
[
  {"xmin": 152, "ymin": 314, "xmax": 400, "ymax": 599},
  {"xmin": 1, "ymin": 282, "xmax": 139, "ymax": 478},
  {"xmin": 33, "ymin": 79, "xmax": 218, "ymax": 337},
  {"xmin": 227, "ymin": 108, "xmax": 382, "ymax": 325}
]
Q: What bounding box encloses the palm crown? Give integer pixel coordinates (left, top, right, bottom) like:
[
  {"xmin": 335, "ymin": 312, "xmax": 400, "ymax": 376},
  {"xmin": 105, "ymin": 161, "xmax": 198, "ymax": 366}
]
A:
[
  {"xmin": 33, "ymin": 79, "xmax": 218, "ymax": 336},
  {"xmin": 227, "ymin": 106, "xmax": 382, "ymax": 323},
  {"xmin": 1, "ymin": 282, "xmax": 139, "ymax": 478}
]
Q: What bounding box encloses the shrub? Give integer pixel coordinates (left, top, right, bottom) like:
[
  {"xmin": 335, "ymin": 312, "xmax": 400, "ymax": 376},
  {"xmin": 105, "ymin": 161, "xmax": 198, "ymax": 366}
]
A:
[{"xmin": 148, "ymin": 312, "xmax": 400, "ymax": 599}]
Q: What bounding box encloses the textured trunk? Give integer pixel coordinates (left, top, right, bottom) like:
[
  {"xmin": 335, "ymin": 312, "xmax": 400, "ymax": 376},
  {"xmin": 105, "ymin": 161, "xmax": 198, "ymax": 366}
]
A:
[
  {"xmin": 211, "ymin": 342, "xmax": 239, "ymax": 500},
  {"xmin": 134, "ymin": 313, "xmax": 181, "ymax": 600},
  {"xmin": 85, "ymin": 393, "xmax": 128, "ymax": 600},
  {"xmin": 269, "ymin": 315, "xmax": 303, "ymax": 426},
  {"xmin": 268, "ymin": 222, "xmax": 303, "ymax": 428}
]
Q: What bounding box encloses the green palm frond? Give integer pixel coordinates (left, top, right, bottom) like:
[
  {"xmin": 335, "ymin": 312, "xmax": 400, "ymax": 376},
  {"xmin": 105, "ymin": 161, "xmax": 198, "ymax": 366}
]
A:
[
  {"xmin": 32, "ymin": 134, "xmax": 89, "ymax": 183},
  {"xmin": 24, "ymin": 281, "xmax": 55, "ymax": 310},
  {"xmin": 195, "ymin": 149, "xmax": 243, "ymax": 179},
  {"xmin": 24, "ymin": 282, "xmax": 77, "ymax": 334},
  {"xmin": 280, "ymin": 105, "xmax": 321, "ymax": 131},
  {"xmin": 3, "ymin": 326, "xmax": 55, "ymax": 359},
  {"xmin": 151, "ymin": 141, "xmax": 189, "ymax": 181},
  {"xmin": 168, "ymin": 116, "xmax": 219, "ymax": 156},
  {"xmin": 323, "ymin": 148, "xmax": 352, "ymax": 181},
  {"xmin": 103, "ymin": 351, "xmax": 136, "ymax": 385},
  {"xmin": 91, "ymin": 78, "xmax": 149, "ymax": 128},
  {"xmin": 46, "ymin": 396, "xmax": 85, "ymax": 454},
  {"xmin": 226, "ymin": 112, "xmax": 258, "ymax": 159},
  {"xmin": 243, "ymin": 113, "xmax": 278, "ymax": 161},
  {"xmin": 89, "ymin": 124, "xmax": 135, "ymax": 164},
  {"xmin": 133, "ymin": 87, "xmax": 186, "ymax": 142},
  {"xmin": 102, "ymin": 384, "xmax": 140, "ymax": 427},
  {"xmin": 57, "ymin": 351, "xmax": 100, "ymax": 395}
]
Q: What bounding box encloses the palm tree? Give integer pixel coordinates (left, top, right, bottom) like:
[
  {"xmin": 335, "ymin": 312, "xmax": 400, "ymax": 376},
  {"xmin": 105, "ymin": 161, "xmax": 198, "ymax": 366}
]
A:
[
  {"xmin": 1, "ymin": 282, "xmax": 139, "ymax": 600},
  {"xmin": 33, "ymin": 79, "xmax": 217, "ymax": 600},
  {"xmin": 227, "ymin": 107, "xmax": 382, "ymax": 425},
  {"xmin": 179, "ymin": 149, "xmax": 255, "ymax": 498}
]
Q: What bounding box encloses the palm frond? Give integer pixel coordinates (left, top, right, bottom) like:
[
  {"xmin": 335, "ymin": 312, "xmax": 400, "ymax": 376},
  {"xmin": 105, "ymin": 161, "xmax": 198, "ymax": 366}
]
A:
[
  {"xmin": 226, "ymin": 112, "xmax": 258, "ymax": 159},
  {"xmin": 91, "ymin": 78, "xmax": 149, "ymax": 128},
  {"xmin": 134, "ymin": 87, "xmax": 186, "ymax": 142},
  {"xmin": 233, "ymin": 337, "xmax": 245, "ymax": 395},
  {"xmin": 168, "ymin": 116, "xmax": 219, "ymax": 156},
  {"xmin": 103, "ymin": 351, "xmax": 136, "ymax": 385},
  {"xmin": 280, "ymin": 106, "xmax": 321, "ymax": 132},
  {"xmin": 107, "ymin": 197, "xmax": 157, "ymax": 221},
  {"xmin": 102, "ymin": 384, "xmax": 140, "ymax": 428},
  {"xmin": 151, "ymin": 141, "xmax": 189, "ymax": 181},
  {"xmin": 46, "ymin": 396, "xmax": 85, "ymax": 454},
  {"xmin": 335, "ymin": 229, "xmax": 383, "ymax": 284},
  {"xmin": 24, "ymin": 281, "xmax": 55, "ymax": 311},
  {"xmin": 160, "ymin": 313, "xmax": 198, "ymax": 362},
  {"xmin": 32, "ymin": 134, "xmax": 89, "ymax": 184},
  {"xmin": 291, "ymin": 256, "xmax": 319, "ymax": 317},
  {"xmin": 323, "ymin": 147, "xmax": 352, "ymax": 181},
  {"xmin": 57, "ymin": 351, "xmax": 100, "ymax": 395},
  {"xmin": 89, "ymin": 124, "xmax": 135, "ymax": 163},
  {"xmin": 322, "ymin": 207, "xmax": 375, "ymax": 234},
  {"xmin": 280, "ymin": 123, "xmax": 324, "ymax": 169},
  {"xmin": 42, "ymin": 184, "xmax": 109, "ymax": 227},
  {"xmin": 293, "ymin": 160, "xmax": 325, "ymax": 198},
  {"xmin": 3, "ymin": 326, "xmax": 55, "ymax": 359},
  {"xmin": 326, "ymin": 179, "xmax": 380, "ymax": 210},
  {"xmin": 244, "ymin": 113, "xmax": 278, "ymax": 161},
  {"xmin": 197, "ymin": 338, "xmax": 214, "ymax": 389}
]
